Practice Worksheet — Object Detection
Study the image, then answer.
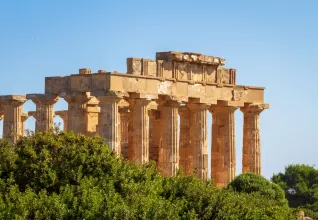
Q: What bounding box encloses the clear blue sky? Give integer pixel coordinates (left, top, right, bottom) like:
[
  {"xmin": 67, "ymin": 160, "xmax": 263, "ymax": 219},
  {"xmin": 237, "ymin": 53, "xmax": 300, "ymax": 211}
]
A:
[{"xmin": 1, "ymin": 0, "xmax": 317, "ymax": 178}]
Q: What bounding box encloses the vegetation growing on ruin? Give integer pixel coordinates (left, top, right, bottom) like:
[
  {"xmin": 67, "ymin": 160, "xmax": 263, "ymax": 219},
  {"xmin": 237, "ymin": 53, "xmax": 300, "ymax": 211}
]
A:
[{"xmin": 0, "ymin": 132, "xmax": 296, "ymax": 219}]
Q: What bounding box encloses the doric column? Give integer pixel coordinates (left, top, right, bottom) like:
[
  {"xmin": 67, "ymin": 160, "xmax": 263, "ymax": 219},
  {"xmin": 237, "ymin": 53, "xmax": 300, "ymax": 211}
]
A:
[
  {"xmin": 63, "ymin": 92, "xmax": 90, "ymax": 135},
  {"xmin": 148, "ymin": 110, "xmax": 160, "ymax": 163},
  {"xmin": 27, "ymin": 94, "xmax": 59, "ymax": 133},
  {"xmin": 178, "ymin": 106, "xmax": 191, "ymax": 175},
  {"xmin": 0, "ymin": 95, "xmax": 27, "ymax": 142},
  {"xmin": 21, "ymin": 112, "xmax": 29, "ymax": 136},
  {"xmin": 240, "ymin": 104, "xmax": 269, "ymax": 175},
  {"xmin": 128, "ymin": 98, "xmax": 152, "ymax": 163},
  {"xmin": 210, "ymin": 105, "xmax": 237, "ymax": 187},
  {"xmin": 158, "ymin": 100, "xmax": 180, "ymax": 176},
  {"xmin": 94, "ymin": 92, "xmax": 126, "ymax": 154},
  {"xmin": 187, "ymin": 103, "xmax": 209, "ymax": 181},
  {"xmin": 119, "ymin": 108, "xmax": 130, "ymax": 159},
  {"xmin": 55, "ymin": 111, "xmax": 68, "ymax": 132},
  {"xmin": 86, "ymin": 97, "xmax": 100, "ymax": 137}
]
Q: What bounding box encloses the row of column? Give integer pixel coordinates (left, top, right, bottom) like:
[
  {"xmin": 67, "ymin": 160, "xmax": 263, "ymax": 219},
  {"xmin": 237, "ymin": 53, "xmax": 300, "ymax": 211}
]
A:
[{"xmin": 0, "ymin": 93, "xmax": 266, "ymax": 187}]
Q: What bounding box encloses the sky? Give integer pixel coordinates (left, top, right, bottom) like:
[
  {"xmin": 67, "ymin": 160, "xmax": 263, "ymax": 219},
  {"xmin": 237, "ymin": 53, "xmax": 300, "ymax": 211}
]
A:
[{"xmin": 0, "ymin": 0, "xmax": 317, "ymax": 179}]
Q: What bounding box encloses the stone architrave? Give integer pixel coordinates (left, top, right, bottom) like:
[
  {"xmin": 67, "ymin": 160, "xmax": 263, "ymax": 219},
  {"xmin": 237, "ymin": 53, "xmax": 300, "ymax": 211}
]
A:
[
  {"xmin": 55, "ymin": 111, "xmax": 68, "ymax": 132},
  {"xmin": 178, "ymin": 106, "xmax": 191, "ymax": 175},
  {"xmin": 93, "ymin": 92, "xmax": 126, "ymax": 154},
  {"xmin": 21, "ymin": 112, "xmax": 29, "ymax": 136},
  {"xmin": 63, "ymin": 92, "xmax": 90, "ymax": 135},
  {"xmin": 187, "ymin": 103, "xmax": 210, "ymax": 181},
  {"xmin": 210, "ymin": 105, "xmax": 237, "ymax": 187},
  {"xmin": 119, "ymin": 108, "xmax": 130, "ymax": 159},
  {"xmin": 148, "ymin": 110, "xmax": 160, "ymax": 163},
  {"xmin": 27, "ymin": 94, "xmax": 59, "ymax": 133},
  {"xmin": 240, "ymin": 104, "xmax": 269, "ymax": 175},
  {"xmin": 0, "ymin": 95, "xmax": 27, "ymax": 142},
  {"xmin": 158, "ymin": 100, "xmax": 180, "ymax": 176}
]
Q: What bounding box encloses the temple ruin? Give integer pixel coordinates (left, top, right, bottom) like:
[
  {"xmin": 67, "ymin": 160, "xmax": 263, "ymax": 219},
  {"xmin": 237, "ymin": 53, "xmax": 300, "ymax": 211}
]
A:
[{"xmin": 0, "ymin": 51, "xmax": 269, "ymax": 187}]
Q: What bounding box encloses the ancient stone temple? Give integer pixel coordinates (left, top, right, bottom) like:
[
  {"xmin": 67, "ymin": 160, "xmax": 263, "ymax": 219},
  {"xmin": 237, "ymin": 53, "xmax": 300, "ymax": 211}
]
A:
[{"xmin": 0, "ymin": 51, "xmax": 269, "ymax": 187}]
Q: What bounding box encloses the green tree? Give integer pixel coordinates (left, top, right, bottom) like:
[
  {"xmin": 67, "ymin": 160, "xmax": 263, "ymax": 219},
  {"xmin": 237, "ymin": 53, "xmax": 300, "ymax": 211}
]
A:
[
  {"xmin": 228, "ymin": 172, "xmax": 288, "ymax": 207},
  {"xmin": 0, "ymin": 132, "xmax": 296, "ymax": 219},
  {"xmin": 272, "ymin": 164, "xmax": 318, "ymax": 219}
]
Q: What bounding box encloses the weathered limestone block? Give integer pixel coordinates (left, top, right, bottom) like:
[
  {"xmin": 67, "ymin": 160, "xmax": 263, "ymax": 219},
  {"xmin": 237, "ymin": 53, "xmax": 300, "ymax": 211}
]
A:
[
  {"xmin": 158, "ymin": 100, "xmax": 180, "ymax": 176},
  {"xmin": 26, "ymin": 94, "xmax": 59, "ymax": 133},
  {"xmin": 178, "ymin": 106, "xmax": 191, "ymax": 175},
  {"xmin": 240, "ymin": 103, "xmax": 269, "ymax": 175},
  {"xmin": 63, "ymin": 92, "xmax": 90, "ymax": 135},
  {"xmin": 187, "ymin": 103, "xmax": 209, "ymax": 181},
  {"xmin": 210, "ymin": 105, "xmax": 237, "ymax": 187},
  {"xmin": 79, "ymin": 68, "xmax": 92, "ymax": 75},
  {"xmin": 148, "ymin": 110, "xmax": 160, "ymax": 163},
  {"xmin": 119, "ymin": 108, "xmax": 129, "ymax": 159},
  {"xmin": 55, "ymin": 110, "xmax": 68, "ymax": 132},
  {"xmin": 0, "ymin": 95, "xmax": 27, "ymax": 142}
]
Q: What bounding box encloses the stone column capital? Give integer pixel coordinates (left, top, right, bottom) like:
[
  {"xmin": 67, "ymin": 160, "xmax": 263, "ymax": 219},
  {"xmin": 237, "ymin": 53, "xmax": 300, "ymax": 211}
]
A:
[
  {"xmin": 178, "ymin": 106, "xmax": 189, "ymax": 116},
  {"xmin": 26, "ymin": 94, "xmax": 59, "ymax": 106},
  {"xmin": 240, "ymin": 103, "xmax": 269, "ymax": 114},
  {"xmin": 0, "ymin": 95, "xmax": 27, "ymax": 107},
  {"xmin": 21, "ymin": 112, "xmax": 29, "ymax": 122},
  {"xmin": 186, "ymin": 103, "xmax": 210, "ymax": 111},
  {"xmin": 209, "ymin": 105, "xmax": 238, "ymax": 114},
  {"xmin": 62, "ymin": 92, "xmax": 91, "ymax": 104}
]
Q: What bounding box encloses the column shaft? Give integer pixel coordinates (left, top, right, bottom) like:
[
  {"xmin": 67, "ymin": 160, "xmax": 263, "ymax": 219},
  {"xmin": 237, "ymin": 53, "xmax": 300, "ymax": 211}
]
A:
[
  {"xmin": 240, "ymin": 104, "xmax": 267, "ymax": 175},
  {"xmin": 178, "ymin": 106, "xmax": 191, "ymax": 175},
  {"xmin": 65, "ymin": 93, "xmax": 90, "ymax": 135},
  {"xmin": 130, "ymin": 99, "xmax": 151, "ymax": 163},
  {"xmin": 187, "ymin": 104, "xmax": 209, "ymax": 181},
  {"xmin": 149, "ymin": 110, "xmax": 160, "ymax": 163},
  {"xmin": 210, "ymin": 106, "xmax": 237, "ymax": 187},
  {"xmin": 97, "ymin": 96, "xmax": 121, "ymax": 154},
  {"xmin": 158, "ymin": 101, "xmax": 180, "ymax": 176},
  {"xmin": 1, "ymin": 96, "xmax": 26, "ymax": 142},
  {"xmin": 120, "ymin": 109, "xmax": 129, "ymax": 159},
  {"xmin": 55, "ymin": 111, "xmax": 68, "ymax": 132},
  {"xmin": 21, "ymin": 113, "xmax": 29, "ymax": 136}
]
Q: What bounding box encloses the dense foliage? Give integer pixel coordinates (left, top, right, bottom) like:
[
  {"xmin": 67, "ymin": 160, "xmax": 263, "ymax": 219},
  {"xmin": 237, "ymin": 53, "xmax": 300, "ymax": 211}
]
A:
[
  {"xmin": 0, "ymin": 132, "xmax": 296, "ymax": 219},
  {"xmin": 272, "ymin": 164, "xmax": 318, "ymax": 219},
  {"xmin": 228, "ymin": 172, "xmax": 288, "ymax": 207}
]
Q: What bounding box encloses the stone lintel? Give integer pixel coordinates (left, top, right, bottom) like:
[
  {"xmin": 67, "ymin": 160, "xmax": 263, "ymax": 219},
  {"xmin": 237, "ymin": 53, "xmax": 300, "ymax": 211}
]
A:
[
  {"xmin": 188, "ymin": 97, "xmax": 217, "ymax": 105},
  {"xmin": 28, "ymin": 111, "xmax": 37, "ymax": 119},
  {"xmin": 79, "ymin": 68, "xmax": 92, "ymax": 74},
  {"xmin": 129, "ymin": 92, "xmax": 158, "ymax": 100},
  {"xmin": 26, "ymin": 94, "xmax": 59, "ymax": 105},
  {"xmin": 91, "ymin": 90, "xmax": 128, "ymax": 98},
  {"xmin": 55, "ymin": 110, "xmax": 68, "ymax": 118},
  {"xmin": 215, "ymin": 100, "xmax": 245, "ymax": 107},
  {"xmin": 158, "ymin": 95, "xmax": 188, "ymax": 103},
  {"xmin": 156, "ymin": 51, "xmax": 226, "ymax": 66}
]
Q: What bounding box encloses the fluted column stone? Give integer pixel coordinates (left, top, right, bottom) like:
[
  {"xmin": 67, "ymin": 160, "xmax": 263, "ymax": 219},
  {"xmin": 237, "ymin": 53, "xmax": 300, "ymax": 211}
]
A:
[
  {"xmin": 0, "ymin": 95, "xmax": 27, "ymax": 142},
  {"xmin": 27, "ymin": 94, "xmax": 59, "ymax": 133},
  {"xmin": 149, "ymin": 110, "xmax": 160, "ymax": 163},
  {"xmin": 93, "ymin": 92, "xmax": 127, "ymax": 155},
  {"xmin": 210, "ymin": 106, "xmax": 237, "ymax": 187},
  {"xmin": 178, "ymin": 106, "xmax": 191, "ymax": 175},
  {"xmin": 63, "ymin": 93, "xmax": 90, "ymax": 135},
  {"xmin": 128, "ymin": 98, "xmax": 152, "ymax": 163},
  {"xmin": 21, "ymin": 112, "xmax": 29, "ymax": 136},
  {"xmin": 119, "ymin": 108, "xmax": 130, "ymax": 159},
  {"xmin": 158, "ymin": 100, "xmax": 180, "ymax": 176},
  {"xmin": 85, "ymin": 97, "xmax": 100, "ymax": 137},
  {"xmin": 187, "ymin": 103, "xmax": 209, "ymax": 181},
  {"xmin": 240, "ymin": 104, "xmax": 269, "ymax": 175}
]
